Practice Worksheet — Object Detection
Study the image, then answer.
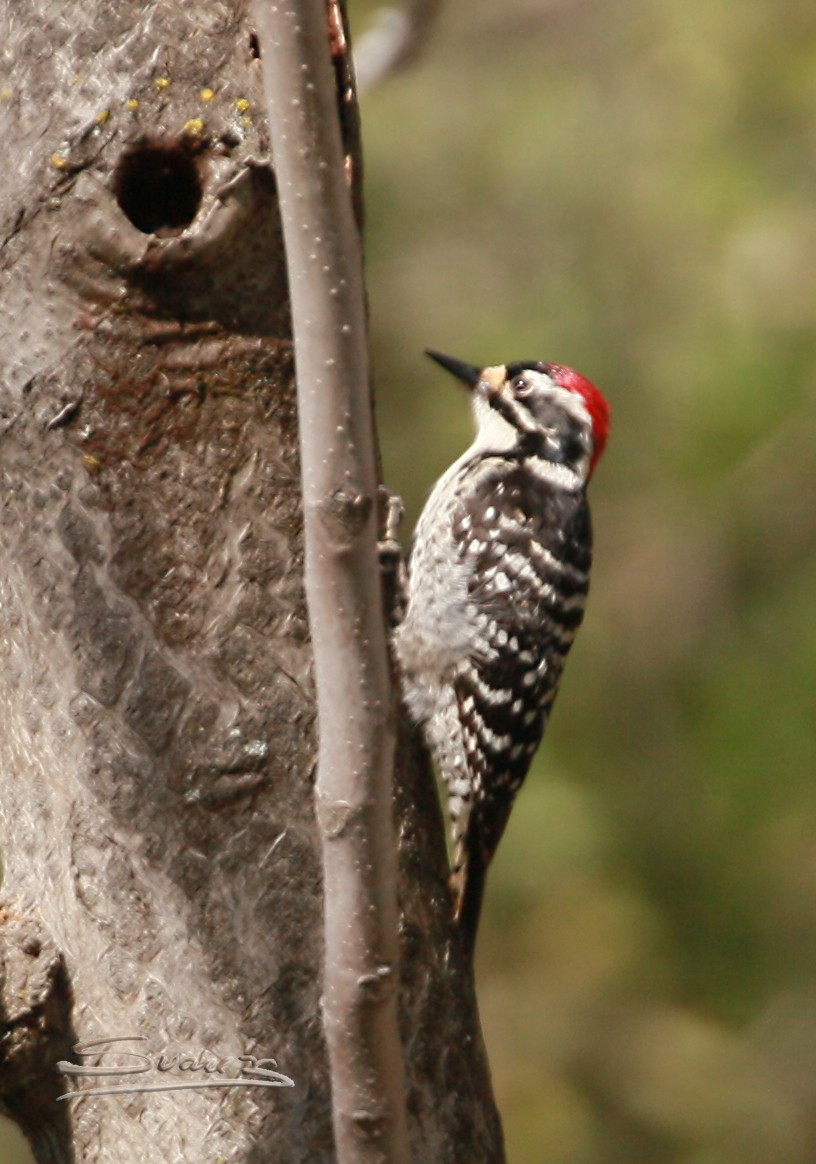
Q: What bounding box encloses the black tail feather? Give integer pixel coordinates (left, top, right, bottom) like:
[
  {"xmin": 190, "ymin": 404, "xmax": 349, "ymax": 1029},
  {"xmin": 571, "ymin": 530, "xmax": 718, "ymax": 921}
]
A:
[{"xmin": 451, "ymin": 849, "xmax": 488, "ymax": 957}]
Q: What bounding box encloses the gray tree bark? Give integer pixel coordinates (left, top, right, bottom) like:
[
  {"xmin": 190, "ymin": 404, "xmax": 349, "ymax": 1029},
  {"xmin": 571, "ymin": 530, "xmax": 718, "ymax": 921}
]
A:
[{"xmin": 0, "ymin": 2, "xmax": 504, "ymax": 1162}]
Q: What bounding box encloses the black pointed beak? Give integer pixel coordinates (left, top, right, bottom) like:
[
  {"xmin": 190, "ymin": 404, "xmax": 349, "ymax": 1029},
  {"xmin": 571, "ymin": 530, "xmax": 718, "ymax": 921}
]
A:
[{"xmin": 424, "ymin": 350, "xmax": 482, "ymax": 389}]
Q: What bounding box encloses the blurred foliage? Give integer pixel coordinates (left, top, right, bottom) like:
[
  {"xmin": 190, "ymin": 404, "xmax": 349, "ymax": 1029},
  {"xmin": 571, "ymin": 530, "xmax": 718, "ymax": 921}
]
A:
[
  {"xmin": 4, "ymin": 6, "xmax": 813, "ymax": 1161},
  {"xmin": 354, "ymin": 0, "xmax": 816, "ymax": 1160},
  {"xmin": 0, "ymin": 1116, "xmax": 35, "ymax": 1164}
]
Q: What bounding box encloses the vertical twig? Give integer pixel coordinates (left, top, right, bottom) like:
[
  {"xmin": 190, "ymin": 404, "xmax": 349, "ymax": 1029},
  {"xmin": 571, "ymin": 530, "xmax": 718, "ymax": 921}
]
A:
[
  {"xmin": 355, "ymin": 0, "xmax": 444, "ymax": 93},
  {"xmin": 252, "ymin": 2, "xmax": 410, "ymax": 1162}
]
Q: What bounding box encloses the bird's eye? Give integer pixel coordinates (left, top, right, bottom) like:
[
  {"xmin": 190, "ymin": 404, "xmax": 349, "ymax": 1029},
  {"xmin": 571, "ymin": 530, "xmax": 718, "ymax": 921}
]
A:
[{"xmin": 513, "ymin": 376, "xmax": 533, "ymax": 397}]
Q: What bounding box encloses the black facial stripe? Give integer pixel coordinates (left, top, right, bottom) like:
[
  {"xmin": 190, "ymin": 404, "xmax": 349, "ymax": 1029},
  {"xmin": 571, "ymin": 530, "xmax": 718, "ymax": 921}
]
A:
[
  {"xmin": 486, "ymin": 386, "xmax": 544, "ymax": 439},
  {"xmin": 504, "ymin": 361, "xmax": 549, "ymax": 380},
  {"xmin": 489, "ymin": 387, "xmax": 535, "ymax": 434}
]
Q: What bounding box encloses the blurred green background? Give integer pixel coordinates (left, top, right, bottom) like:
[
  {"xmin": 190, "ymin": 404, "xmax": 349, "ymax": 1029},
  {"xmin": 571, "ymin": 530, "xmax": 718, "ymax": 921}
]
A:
[
  {"xmin": 356, "ymin": 0, "xmax": 816, "ymax": 1161},
  {"xmin": 4, "ymin": 4, "xmax": 814, "ymax": 1161}
]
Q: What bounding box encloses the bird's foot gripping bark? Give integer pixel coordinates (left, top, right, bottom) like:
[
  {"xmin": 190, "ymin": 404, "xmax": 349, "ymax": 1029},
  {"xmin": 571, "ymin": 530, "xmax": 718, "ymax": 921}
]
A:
[
  {"xmin": 378, "ymin": 485, "xmax": 404, "ymax": 558},
  {"xmin": 377, "ymin": 486, "xmax": 407, "ymax": 627}
]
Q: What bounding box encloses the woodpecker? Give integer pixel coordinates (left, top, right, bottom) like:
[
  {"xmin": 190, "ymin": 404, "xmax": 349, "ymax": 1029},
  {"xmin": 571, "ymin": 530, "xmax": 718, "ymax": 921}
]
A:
[{"xmin": 394, "ymin": 350, "xmax": 610, "ymax": 946}]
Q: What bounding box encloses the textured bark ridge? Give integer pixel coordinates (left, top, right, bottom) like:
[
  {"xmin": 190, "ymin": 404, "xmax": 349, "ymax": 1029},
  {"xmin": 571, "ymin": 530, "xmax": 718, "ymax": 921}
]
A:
[{"xmin": 0, "ymin": 3, "xmax": 503, "ymax": 1162}]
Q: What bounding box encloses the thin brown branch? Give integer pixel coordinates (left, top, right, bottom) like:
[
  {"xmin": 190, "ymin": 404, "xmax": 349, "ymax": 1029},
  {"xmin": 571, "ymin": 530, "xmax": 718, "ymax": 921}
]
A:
[
  {"xmin": 355, "ymin": 0, "xmax": 444, "ymax": 93},
  {"xmin": 252, "ymin": 3, "xmax": 409, "ymax": 1162}
]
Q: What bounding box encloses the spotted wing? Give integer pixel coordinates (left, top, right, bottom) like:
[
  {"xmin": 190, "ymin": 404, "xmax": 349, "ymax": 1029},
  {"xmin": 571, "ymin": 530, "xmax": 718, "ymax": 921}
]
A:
[{"xmin": 449, "ymin": 461, "xmax": 592, "ymax": 937}]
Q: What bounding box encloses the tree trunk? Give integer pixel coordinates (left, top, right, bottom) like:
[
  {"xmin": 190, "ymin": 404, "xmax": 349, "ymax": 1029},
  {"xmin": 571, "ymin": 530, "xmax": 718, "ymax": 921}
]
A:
[{"xmin": 0, "ymin": 2, "xmax": 503, "ymax": 1161}]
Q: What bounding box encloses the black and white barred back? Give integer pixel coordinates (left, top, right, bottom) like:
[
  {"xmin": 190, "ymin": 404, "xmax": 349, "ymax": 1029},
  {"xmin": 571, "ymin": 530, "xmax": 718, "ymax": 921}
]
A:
[{"xmin": 394, "ymin": 352, "xmax": 610, "ymax": 946}]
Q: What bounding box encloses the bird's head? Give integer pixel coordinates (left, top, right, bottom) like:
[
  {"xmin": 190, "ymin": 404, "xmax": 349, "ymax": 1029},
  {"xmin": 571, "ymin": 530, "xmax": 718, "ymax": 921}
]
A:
[{"xmin": 426, "ymin": 350, "xmax": 610, "ymax": 479}]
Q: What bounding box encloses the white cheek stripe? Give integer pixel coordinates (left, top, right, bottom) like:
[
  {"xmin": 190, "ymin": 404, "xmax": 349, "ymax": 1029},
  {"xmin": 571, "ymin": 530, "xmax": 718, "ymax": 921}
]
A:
[{"xmin": 525, "ymin": 457, "xmax": 583, "ymax": 491}]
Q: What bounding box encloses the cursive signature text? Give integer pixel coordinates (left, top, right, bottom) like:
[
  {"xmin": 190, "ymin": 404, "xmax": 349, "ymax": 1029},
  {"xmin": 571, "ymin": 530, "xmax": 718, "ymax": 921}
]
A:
[{"xmin": 57, "ymin": 1036, "xmax": 295, "ymax": 1100}]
